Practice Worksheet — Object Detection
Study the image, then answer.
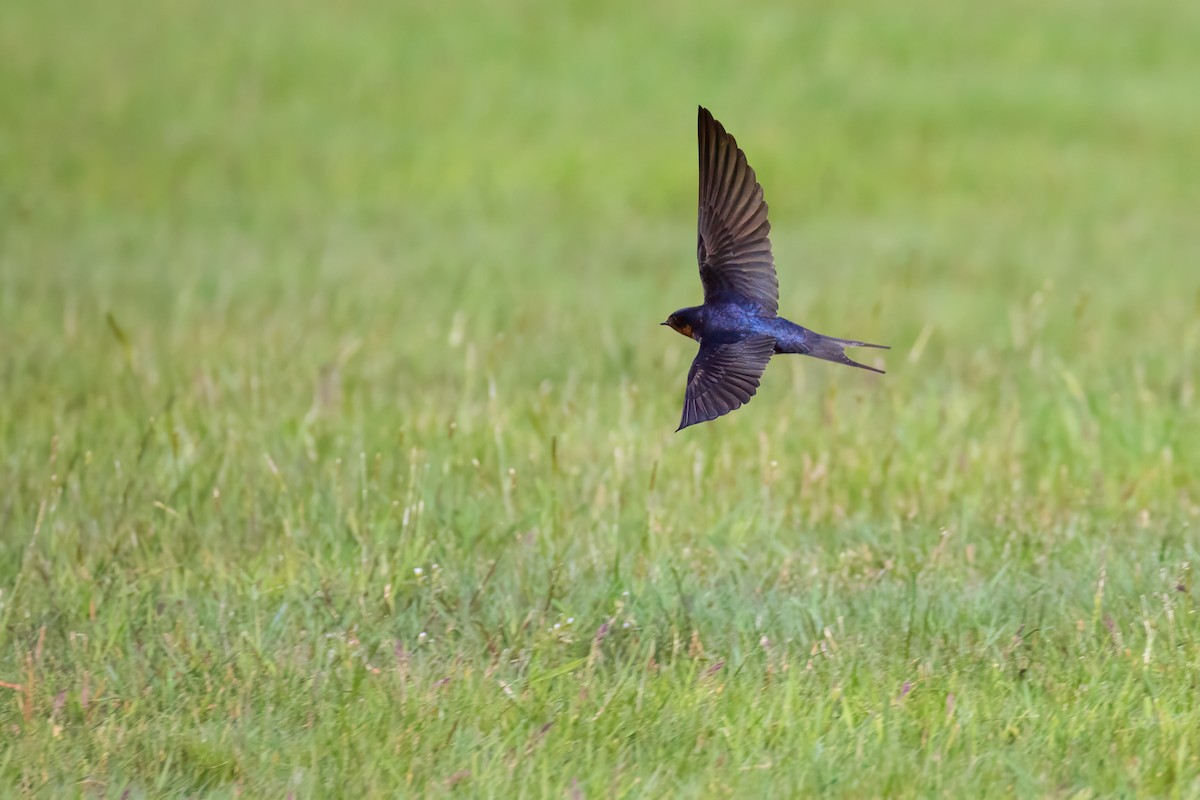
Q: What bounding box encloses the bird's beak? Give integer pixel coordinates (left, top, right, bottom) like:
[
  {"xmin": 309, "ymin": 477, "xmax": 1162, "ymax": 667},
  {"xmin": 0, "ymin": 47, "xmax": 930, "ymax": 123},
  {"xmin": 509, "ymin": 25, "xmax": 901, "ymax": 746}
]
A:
[{"xmin": 660, "ymin": 321, "xmax": 669, "ymax": 326}]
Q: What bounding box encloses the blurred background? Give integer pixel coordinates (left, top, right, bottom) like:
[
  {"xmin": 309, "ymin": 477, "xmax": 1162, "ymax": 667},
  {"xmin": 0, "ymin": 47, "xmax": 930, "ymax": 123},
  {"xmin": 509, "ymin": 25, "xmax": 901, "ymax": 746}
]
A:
[
  {"xmin": 5, "ymin": 0, "xmax": 1199, "ymax": 417},
  {"xmin": 5, "ymin": 0, "xmax": 1199, "ymax": 511}
]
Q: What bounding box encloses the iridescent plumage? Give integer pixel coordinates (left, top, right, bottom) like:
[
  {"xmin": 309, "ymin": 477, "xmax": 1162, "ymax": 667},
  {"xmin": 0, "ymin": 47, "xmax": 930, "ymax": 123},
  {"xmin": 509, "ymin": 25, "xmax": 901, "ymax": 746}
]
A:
[{"xmin": 663, "ymin": 107, "xmax": 888, "ymax": 431}]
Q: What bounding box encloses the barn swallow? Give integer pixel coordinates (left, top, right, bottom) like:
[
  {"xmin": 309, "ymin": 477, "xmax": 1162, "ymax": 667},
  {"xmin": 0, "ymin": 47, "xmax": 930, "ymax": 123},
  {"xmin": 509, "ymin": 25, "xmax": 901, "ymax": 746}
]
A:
[{"xmin": 663, "ymin": 107, "xmax": 888, "ymax": 431}]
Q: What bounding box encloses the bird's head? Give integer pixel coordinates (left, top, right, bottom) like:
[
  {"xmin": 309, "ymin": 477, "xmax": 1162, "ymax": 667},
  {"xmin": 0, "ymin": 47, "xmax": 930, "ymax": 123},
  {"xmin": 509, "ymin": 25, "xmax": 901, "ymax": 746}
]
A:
[{"xmin": 661, "ymin": 308, "xmax": 701, "ymax": 340}]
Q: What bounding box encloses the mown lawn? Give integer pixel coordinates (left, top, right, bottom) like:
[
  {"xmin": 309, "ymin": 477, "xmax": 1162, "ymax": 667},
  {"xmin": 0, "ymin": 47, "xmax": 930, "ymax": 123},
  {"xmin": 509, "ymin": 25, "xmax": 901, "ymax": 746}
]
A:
[{"xmin": 3, "ymin": 0, "xmax": 1200, "ymax": 795}]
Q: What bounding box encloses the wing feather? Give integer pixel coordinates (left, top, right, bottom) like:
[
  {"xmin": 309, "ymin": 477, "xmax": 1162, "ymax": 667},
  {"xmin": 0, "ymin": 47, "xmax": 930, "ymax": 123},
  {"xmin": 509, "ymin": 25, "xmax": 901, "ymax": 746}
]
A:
[
  {"xmin": 677, "ymin": 334, "xmax": 776, "ymax": 431},
  {"xmin": 696, "ymin": 107, "xmax": 779, "ymax": 316}
]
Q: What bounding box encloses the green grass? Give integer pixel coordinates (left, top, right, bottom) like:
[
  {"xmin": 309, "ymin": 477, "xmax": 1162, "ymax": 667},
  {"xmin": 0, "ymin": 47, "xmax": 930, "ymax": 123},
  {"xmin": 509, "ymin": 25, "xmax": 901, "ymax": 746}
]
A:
[{"xmin": 4, "ymin": 0, "xmax": 1200, "ymax": 795}]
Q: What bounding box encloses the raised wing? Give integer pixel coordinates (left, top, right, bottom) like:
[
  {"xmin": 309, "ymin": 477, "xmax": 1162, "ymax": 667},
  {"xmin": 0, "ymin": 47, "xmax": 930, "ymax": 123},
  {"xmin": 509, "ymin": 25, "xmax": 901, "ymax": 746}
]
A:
[
  {"xmin": 678, "ymin": 333, "xmax": 776, "ymax": 431},
  {"xmin": 697, "ymin": 107, "xmax": 778, "ymax": 316}
]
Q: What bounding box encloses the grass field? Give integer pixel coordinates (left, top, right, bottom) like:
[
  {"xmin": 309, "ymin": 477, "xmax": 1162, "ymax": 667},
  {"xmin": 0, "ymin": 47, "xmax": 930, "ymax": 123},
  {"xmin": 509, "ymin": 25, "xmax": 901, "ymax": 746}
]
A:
[{"xmin": 4, "ymin": 0, "xmax": 1200, "ymax": 795}]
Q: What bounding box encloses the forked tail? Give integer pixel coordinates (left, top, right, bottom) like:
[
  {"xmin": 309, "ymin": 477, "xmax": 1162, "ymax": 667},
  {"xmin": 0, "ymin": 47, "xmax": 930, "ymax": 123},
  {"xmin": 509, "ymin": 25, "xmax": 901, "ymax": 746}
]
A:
[{"xmin": 806, "ymin": 333, "xmax": 889, "ymax": 374}]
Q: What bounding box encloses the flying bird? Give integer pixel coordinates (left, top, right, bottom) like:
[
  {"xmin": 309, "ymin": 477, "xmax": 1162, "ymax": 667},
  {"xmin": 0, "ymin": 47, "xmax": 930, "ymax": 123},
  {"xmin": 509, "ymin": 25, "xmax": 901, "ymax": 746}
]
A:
[{"xmin": 663, "ymin": 107, "xmax": 888, "ymax": 431}]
